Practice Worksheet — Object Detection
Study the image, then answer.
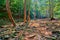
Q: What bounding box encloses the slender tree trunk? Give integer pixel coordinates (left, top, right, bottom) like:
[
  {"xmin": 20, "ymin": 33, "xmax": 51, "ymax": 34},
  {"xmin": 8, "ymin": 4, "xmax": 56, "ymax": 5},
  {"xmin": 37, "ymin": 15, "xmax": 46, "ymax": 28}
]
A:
[
  {"xmin": 24, "ymin": 0, "xmax": 27, "ymax": 23},
  {"xmin": 28, "ymin": 0, "xmax": 30, "ymax": 23},
  {"xmin": 49, "ymin": 0, "xmax": 54, "ymax": 20},
  {"xmin": 6, "ymin": 0, "xmax": 16, "ymax": 26},
  {"xmin": 28, "ymin": 8, "xmax": 30, "ymax": 23},
  {"xmin": 34, "ymin": 0, "xmax": 37, "ymax": 20}
]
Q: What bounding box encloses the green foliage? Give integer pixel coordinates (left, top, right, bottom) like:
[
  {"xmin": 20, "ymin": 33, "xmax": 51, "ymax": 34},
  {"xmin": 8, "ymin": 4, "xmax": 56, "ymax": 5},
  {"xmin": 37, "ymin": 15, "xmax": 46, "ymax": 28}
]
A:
[
  {"xmin": 0, "ymin": 0, "xmax": 6, "ymax": 8},
  {"xmin": 0, "ymin": 0, "xmax": 60, "ymax": 23},
  {"xmin": 0, "ymin": 0, "xmax": 60, "ymax": 18}
]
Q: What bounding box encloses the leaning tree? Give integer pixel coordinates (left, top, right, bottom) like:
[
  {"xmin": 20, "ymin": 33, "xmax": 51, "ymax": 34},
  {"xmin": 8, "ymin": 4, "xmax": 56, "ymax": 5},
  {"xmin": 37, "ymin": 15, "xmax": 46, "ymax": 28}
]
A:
[{"xmin": 6, "ymin": 0, "xmax": 16, "ymax": 26}]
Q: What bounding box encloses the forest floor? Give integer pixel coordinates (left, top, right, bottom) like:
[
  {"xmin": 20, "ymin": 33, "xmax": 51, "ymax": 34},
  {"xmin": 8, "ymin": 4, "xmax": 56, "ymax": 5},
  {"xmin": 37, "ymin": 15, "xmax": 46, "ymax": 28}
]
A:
[{"xmin": 0, "ymin": 19, "xmax": 60, "ymax": 40}]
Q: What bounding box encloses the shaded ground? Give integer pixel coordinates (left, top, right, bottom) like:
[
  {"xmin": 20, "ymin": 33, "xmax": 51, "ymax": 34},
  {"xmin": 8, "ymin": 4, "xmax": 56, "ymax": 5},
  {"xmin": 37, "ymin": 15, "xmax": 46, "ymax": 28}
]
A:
[{"xmin": 0, "ymin": 19, "xmax": 60, "ymax": 40}]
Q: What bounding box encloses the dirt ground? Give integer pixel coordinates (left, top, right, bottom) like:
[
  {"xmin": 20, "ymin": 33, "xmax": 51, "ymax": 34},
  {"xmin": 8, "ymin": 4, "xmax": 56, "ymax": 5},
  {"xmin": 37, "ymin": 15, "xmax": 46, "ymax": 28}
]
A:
[{"xmin": 0, "ymin": 19, "xmax": 60, "ymax": 40}]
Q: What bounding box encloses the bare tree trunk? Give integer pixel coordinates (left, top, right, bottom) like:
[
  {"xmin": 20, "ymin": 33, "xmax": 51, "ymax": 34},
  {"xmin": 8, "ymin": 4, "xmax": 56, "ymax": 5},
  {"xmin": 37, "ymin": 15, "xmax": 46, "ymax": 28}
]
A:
[
  {"xmin": 34, "ymin": 0, "xmax": 37, "ymax": 20},
  {"xmin": 28, "ymin": 0, "xmax": 30, "ymax": 23},
  {"xmin": 28, "ymin": 8, "xmax": 30, "ymax": 23},
  {"xmin": 49, "ymin": 0, "xmax": 55, "ymax": 20},
  {"xmin": 6, "ymin": 0, "xmax": 16, "ymax": 26},
  {"xmin": 24, "ymin": 0, "xmax": 27, "ymax": 23}
]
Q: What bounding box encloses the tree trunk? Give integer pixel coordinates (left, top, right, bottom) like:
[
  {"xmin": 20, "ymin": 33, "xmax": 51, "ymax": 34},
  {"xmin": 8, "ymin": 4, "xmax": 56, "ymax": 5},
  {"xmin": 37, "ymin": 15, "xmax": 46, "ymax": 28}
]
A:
[
  {"xmin": 28, "ymin": 0, "xmax": 30, "ymax": 23},
  {"xmin": 6, "ymin": 0, "xmax": 16, "ymax": 26},
  {"xmin": 49, "ymin": 0, "xmax": 55, "ymax": 20},
  {"xmin": 34, "ymin": 0, "xmax": 37, "ymax": 20},
  {"xmin": 28, "ymin": 8, "xmax": 30, "ymax": 23},
  {"xmin": 24, "ymin": 0, "xmax": 27, "ymax": 23}
]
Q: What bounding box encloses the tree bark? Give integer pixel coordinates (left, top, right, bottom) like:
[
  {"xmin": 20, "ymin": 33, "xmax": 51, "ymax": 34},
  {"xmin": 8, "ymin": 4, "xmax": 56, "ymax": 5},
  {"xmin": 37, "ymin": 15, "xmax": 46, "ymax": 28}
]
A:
[
  {"xmin": 28, "ymin": 0, "xmax": 30, "ymax": 23},
  {"xmin": 24, "ymin": 0, "xmax": 27, "ymax": 23},
  {"xmin": 6, "ymin": 0, "xmax": 16, "ymax": 26},
  {"xmin": 49, "ymin": 0, "xmax": 55, "ymax": 20},
  {"xmin": 28, "ymin": 8, "xmax": 30, "ymax": 23}
]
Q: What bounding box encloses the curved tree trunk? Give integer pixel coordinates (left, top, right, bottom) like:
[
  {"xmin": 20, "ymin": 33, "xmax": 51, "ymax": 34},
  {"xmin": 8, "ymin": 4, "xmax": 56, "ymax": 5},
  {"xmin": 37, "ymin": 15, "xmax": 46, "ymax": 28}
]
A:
[
  {"xmin": 24, "ymin": 0, "xmax": 27, "ymax": 23},
  {"xmin": 6, "ymin": 0, "xmax": 16, "ymax": 26}
]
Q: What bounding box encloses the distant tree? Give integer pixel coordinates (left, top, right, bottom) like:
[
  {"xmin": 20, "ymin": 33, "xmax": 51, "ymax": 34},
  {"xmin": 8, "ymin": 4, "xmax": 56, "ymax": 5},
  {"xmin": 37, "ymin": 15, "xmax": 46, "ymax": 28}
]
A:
[
  {"xmin": 49, "ymin": 0, "xmax": 55, "ymax": 20},
  {"xmin": 34, "ymin": 0, "xmax": 37, "ymax": 20},
  {"xmin": 6, "ymin": 0, "xmax": 16, "ymax": 26}
]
